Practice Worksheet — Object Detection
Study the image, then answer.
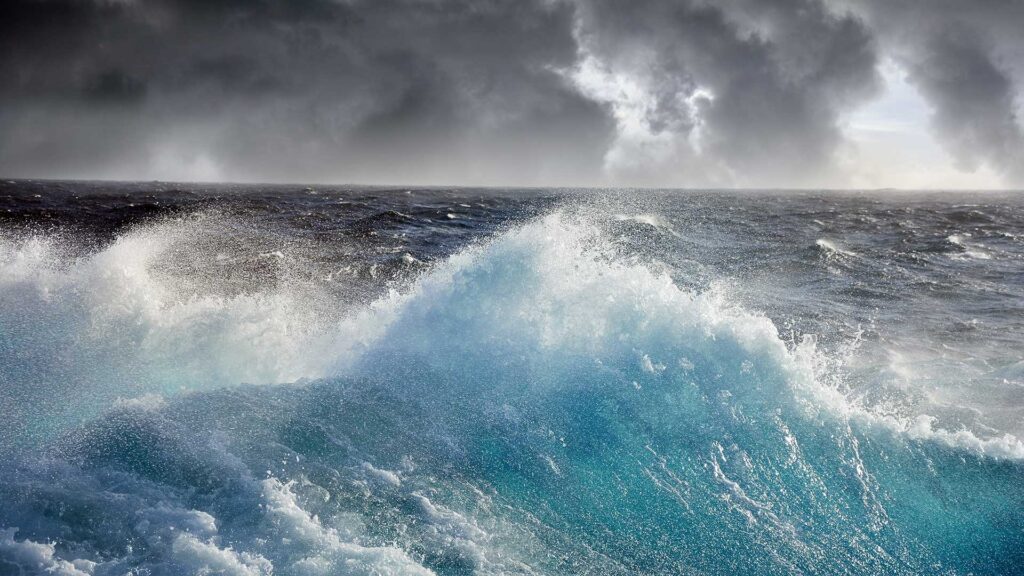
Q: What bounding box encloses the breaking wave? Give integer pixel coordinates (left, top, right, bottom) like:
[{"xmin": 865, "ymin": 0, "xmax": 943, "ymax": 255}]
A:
[{"xmin": 1, "ymin": 211, "xmax": 1022, "ymax": 575}]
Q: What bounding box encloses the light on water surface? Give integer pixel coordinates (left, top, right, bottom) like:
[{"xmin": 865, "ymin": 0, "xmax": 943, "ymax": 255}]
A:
[{"xmin": 1, "ymin": 184, "xmax": 1023, "ymax": 575}]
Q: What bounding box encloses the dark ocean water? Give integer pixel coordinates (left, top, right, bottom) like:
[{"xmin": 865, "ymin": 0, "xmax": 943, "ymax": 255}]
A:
[{"xmin": 1, "ymin": 180, "xmax": 1022, "ymax": 575}]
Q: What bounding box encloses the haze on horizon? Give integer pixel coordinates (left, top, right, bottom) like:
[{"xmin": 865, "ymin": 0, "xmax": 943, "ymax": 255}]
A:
[{"xmin": 2, "ymin": 0, "xmax": 1023, "ymax": 190}]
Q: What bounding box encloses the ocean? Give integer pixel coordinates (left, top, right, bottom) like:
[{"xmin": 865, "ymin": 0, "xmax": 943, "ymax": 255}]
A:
[{"xmin": 1, "ymin": 180, "xmax": 1022, "ymax": 575}]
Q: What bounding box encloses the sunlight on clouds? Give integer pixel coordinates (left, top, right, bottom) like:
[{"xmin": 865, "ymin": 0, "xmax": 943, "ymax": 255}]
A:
[
  {"xmin": 569, "ymin": 55, "xmax": 677, "ymax": 172},
  {"xmin": 844, "ymin": 60, "xmax": 1004, "ymax": 189},
  {"xmin": 566, "ymin": 51, "xmax": 723, "ymax": 187}
]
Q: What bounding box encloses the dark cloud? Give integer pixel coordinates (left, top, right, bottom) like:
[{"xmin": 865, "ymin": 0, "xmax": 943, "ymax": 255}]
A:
[
  {"xmin": 908, "ymin": 30, "xmax": 1024, "ymax": 183},
  {"xmin": 0, "ymin": 0, "xmax": 613, "ymax": 185},
  {"xmin": 84, "ymin": 70, "xmax": 148, "ymax": 105},
  {"xmin": 0, "ymin": 0, "xmax": 1022, "ymax": 187},
  {"xmin": 850, "ymin": 0, "xmax": 1024, "ymax": 186}
]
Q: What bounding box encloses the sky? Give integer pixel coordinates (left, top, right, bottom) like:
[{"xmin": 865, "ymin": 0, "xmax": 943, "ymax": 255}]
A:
[{"xmin": 1, "ymin": 0, "xmax": 1023, "ymax": 189}]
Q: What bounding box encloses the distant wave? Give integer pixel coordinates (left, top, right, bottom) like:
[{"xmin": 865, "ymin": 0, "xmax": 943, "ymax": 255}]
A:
[
  {"xmin": 946, "ymin": 233, "xmax": 993, "ymax": 260},
  {"xmin": 814, "ymin": 238, "xmax": 856, "ymax": 257},
  {"xmin": 613, "ymin": 213, "xmax": 682, "ymax": 237}
]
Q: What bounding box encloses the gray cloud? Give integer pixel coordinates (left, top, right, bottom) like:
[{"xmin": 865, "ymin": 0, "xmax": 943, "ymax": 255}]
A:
[
  {"xmin": 0, "ymin": 0, "xmax": 1022, "ymax": 187},
  {"xmin": 850, "ymin": 0, "xmax": 1024, "ymax": 186},
  {"xmin": 908, "ymin": 30, "xmax": 1024, "ymax": 183},
  {"xmin": 0, "ymin": 0, "xmax": 613, "ymax": 185},
  {"xmin": 575, "ymin": 0, "xmax": 880, "ymax": 187}
]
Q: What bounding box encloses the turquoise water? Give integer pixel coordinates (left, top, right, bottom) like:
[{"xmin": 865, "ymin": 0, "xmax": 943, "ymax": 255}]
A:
[{"xmin": 1, "ymin": 184, "xmax": 1023, "ymax": 574}]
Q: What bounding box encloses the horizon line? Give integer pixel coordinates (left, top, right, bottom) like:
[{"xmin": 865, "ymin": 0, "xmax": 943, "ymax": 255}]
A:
[{"xmin": 3, "ymin": 176, "xmax": 1022, "ymax": 194}]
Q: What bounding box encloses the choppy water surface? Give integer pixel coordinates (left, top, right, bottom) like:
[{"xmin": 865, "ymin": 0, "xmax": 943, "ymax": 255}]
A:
[{"xmin": 1, "ymin": 180, "xmax": 1022, "ymax": 575}]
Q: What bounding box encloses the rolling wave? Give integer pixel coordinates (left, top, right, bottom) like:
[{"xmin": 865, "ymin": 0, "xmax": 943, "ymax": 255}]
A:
[{"xmin": 1, "ymin": 211, "xmax": 1022, "ymax": 575}]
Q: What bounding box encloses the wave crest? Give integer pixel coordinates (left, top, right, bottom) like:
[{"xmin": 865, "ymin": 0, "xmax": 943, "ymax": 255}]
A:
[{"xmin": 2, "ymin": 210, "xmax": 1023, "ymax": 574}]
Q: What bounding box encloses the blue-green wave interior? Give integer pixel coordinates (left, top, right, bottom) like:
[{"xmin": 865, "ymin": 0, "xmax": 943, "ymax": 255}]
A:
[{"xmin": 1, "ymin": 208, "xmax": 1022, "ymax": 575}]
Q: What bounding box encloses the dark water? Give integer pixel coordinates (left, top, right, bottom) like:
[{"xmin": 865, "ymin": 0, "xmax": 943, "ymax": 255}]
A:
[{"xmin": 1, "ymin": 180, "xmax": 1022, "ymax": 575}]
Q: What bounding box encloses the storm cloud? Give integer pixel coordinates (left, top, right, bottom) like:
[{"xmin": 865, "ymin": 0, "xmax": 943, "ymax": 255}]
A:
[
  {"xmin": 1, "ymin": 0, "xmax": 1022, "ymax": 187},
  {"xmin": 850, "ymin": 0, "xmax": 1024, "ymax": 187},
  {"xmin": 572, "ymin": 0, "xmax": 881, "ymax": 187}
]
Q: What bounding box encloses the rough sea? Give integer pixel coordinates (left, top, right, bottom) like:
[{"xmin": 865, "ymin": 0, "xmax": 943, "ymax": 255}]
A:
[{"xmin": 1, "ymin": 180, "xmax": 1022, "ymax": 575}]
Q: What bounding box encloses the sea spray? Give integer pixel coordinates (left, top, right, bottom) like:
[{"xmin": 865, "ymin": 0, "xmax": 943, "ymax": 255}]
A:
[{"xmin": 1, "ymin": 195, "xmax": 1023, "ymax": 574}]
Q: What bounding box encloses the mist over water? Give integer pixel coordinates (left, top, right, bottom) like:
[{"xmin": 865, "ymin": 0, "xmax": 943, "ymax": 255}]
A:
[{"xmin": 1, "ymin": 181, "xmax": 1023, "ymax": 575}]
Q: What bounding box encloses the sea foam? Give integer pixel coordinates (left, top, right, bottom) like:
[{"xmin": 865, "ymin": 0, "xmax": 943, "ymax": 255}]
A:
[{"xmin": 1, "ymin": 209, "xmax": 1022, "ymax": 574}]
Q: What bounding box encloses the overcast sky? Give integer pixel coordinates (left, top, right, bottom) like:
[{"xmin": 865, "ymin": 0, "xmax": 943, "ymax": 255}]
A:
[{"xmin": 1, "ymin": 0, "xmax": 1022, "ymax": 189}]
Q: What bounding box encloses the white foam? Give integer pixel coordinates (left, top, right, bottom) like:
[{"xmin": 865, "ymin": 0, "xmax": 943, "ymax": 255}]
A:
[
  {"xmin": 0, "ymin": 528, "xmax": 93, "ymax": 576},
  {"xmin": 259, "ymin": 478, "xmax": 434, "ymax": 575},
  {"xmin": 171, "ymin": 534, "xmax": 272, "ymax": 576},
  {"xmin": 361, "ymin": 462, "xmax": 402, "ymax": 488},
  {"xmin": 341, "ymin": 212, "xmax": 1024, "ymax": 460},
  {"xmin": 613, "ymin": 213, "xmax": 682, "ymax": 237},
  {"xmin": 814, "ymin": 238, "xmax": 855, "ymax": 257},
  {"xmin": 947, "ymin": 233, "xmax": 992, "ymax": 259},
  {"xmin": 787, "ymin": 335, "xmax": 1024, "ymax": 459}
]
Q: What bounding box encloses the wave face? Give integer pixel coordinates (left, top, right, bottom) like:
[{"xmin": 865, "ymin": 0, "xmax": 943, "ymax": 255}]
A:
[{"xmin": 1, "ymin": 183, "xmax": 1024, "ymax": 575}]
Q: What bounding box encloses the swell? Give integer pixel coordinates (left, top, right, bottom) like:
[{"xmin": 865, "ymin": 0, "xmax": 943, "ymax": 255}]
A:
[{"xmin": 0, "ymin": 210, "xmax": 1022, "ymax": 574}]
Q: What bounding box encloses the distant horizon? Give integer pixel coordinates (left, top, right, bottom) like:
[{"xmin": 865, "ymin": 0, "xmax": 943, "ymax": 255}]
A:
[{"xmin": 4, "ymin": 175, "xmax": 1023, "ymax": 195}]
